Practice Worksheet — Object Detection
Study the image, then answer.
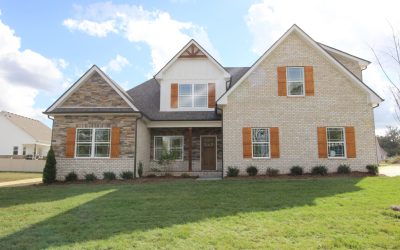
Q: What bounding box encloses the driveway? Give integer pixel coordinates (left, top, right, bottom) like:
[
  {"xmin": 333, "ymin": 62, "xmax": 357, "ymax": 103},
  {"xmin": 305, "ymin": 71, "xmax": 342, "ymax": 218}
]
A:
[
  {"xmin": 380, "ymin": 165, "xmax": 400, "ymax": 177},
  {"xmin": 0, "ymin": 178, "xmax": 42, "ymax": 187}
]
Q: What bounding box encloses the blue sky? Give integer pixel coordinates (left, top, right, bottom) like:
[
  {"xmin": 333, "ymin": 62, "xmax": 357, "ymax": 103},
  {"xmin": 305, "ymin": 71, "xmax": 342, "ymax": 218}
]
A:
[{"xmin": 0, "ymin": 0, "xmax": 399, "ymax": 134}]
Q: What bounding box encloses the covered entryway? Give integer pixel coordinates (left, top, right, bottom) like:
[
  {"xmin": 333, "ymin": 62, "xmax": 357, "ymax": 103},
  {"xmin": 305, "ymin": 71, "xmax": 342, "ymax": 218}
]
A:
[{"xmin": 201, "ymin": 136, "xmax": 217, "ymax": 170}]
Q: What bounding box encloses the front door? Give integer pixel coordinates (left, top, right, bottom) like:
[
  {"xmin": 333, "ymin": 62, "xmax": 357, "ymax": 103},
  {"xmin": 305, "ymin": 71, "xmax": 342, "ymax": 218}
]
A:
[{"xmin": 201, "ymin": 136, "xmax": 216, "ymax": 170}]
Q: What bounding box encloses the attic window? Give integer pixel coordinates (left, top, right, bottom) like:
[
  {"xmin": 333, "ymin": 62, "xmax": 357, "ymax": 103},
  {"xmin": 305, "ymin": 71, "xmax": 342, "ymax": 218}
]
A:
[
  {"xmin": 178, "ymin": 83, "xmax": 208, "ymax": 108},
  {"xmin": 287, "ymin": 67, "xmax": 305, "ymax": 96}
]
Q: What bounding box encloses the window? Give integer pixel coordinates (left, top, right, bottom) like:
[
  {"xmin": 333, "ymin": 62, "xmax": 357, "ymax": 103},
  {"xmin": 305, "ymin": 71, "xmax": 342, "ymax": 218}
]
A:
[
  {"xmin": 178, "ymin": 83, "xmax": 208, "ymax": 108},
  {"xmin": 327, "ymin": 127, "xmax": 346, "ymax": 158},
  {"xmin": 13, "ymin": 146, "xmax": 18, "ymax": 155},
  {"xmin": 76, "ymin": 128, "xmax": 111, "ymax": 158},
  {"xmin": 252, "ymin": 128, "xmax": 270, "ymax": 158},
  {"xmin": 154, "ymin": 136, "xmax": 184, "ymax": 161},
  {"xmin": 287, "ymin": 67, "xmax": 305, "ymax": 96},
  {"xmin": 23, "ymin": 147, "xmax": 26, "ymax": 156}
]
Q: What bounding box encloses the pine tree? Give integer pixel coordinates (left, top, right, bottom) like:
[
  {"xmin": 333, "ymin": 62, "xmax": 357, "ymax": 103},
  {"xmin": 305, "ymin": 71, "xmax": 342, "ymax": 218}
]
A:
[{"xmin": 43, "ymin": 147, "xmax": 57, "ymax": 184}]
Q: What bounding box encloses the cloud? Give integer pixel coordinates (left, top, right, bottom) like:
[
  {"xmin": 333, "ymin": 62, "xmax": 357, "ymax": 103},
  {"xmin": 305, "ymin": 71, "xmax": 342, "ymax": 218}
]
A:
[
  {"xmin": 101, "ymin": 54, "xmax": 130, "ymax": 72},
  {"xmin": 62, "ymin": 2, "xmax": 219, "ymax": 72}
]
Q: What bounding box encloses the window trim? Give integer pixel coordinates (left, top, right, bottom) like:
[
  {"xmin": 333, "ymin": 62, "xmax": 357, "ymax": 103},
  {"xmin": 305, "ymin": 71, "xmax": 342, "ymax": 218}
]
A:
[
  {"xmin": 251, "ymin": 128, "xmax": 271, "ymax": 159},
  {"xmin": 75, "ymin": 128, "xmax": 111, "ymax": 158},
  {"xmin": 286, "ymin": 66, "xmax": 305, "ymax": 97},
  {"xmin": 178, "ymin": 83, "xmax": 208, "ymax": 108},
  {"xmin": 153, "ymin": 135, "xmax": 184, "ymax": 161},
  {"xmin": 326, "ymin": 127, "xmax": 347, "ymax": 159}
]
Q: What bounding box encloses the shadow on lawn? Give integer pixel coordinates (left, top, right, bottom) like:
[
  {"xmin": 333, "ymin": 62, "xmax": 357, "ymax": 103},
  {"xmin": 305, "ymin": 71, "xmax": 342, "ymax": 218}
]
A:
[{"xmin": 0, "ymin": 178, "xmax": 364, "ymax": 249}]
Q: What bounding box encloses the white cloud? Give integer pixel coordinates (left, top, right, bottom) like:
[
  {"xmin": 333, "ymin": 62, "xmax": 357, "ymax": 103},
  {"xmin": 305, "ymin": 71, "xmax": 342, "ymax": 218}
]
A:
[
  {"xmin": 63, "ymin": 3, "xmax": 219, "ymax": 72},
  {"xmin": 101, "ymin": 54, "xmax": 130, "ymax": 72},
  {"xmin": 63, "ymin": 19, "xmax": 117, "ymax": 37},
  {"xmin": 245, "ymin": 0, "xmax": 400, "ymax": 133}
]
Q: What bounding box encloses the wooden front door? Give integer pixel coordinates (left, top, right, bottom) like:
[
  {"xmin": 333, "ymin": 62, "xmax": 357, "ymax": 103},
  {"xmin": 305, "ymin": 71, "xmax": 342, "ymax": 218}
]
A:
[{"xmin": 201, "ymin": 136, "xmax": 217, "ymax": 170}]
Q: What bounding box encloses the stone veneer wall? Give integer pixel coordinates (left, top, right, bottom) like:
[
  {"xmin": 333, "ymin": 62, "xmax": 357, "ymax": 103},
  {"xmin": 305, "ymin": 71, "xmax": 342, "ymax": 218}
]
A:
[{"xmin": 222, "ymin": 32, "xmax": 378, "ymax": 176}]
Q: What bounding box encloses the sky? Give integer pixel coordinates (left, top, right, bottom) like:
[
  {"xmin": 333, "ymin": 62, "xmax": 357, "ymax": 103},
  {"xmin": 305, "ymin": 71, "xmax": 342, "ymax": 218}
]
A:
[{"xmin": 0, "ymin": 0, "xmax": 399, "ymax": 135}]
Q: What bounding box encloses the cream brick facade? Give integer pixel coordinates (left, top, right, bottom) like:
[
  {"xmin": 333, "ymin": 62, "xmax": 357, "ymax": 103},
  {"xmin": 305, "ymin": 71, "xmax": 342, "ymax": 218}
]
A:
[{"xmin": 222, "ymin": 32, "xmax": 378, "ymax": 176}]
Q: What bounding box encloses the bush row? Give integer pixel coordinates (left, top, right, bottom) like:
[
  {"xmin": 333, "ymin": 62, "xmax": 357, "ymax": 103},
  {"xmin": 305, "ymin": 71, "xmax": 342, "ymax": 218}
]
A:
[{"xmin": 64, "ymin": 171, "xmax": 134, "ymax": 182}]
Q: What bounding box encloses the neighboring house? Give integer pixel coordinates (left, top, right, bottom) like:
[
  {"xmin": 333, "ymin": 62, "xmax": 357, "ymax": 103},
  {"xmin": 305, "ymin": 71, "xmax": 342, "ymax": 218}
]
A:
[
  {"xmin": 0, "ymin": 111, "xmax": 51, "ymax": 158},
  {"xmin": 376, "ymin": 137, "xmax": 388, "ymax": 162},
  {"xmin": 44, "ymin": 25, "xmax": 383, "ymax": 179}
]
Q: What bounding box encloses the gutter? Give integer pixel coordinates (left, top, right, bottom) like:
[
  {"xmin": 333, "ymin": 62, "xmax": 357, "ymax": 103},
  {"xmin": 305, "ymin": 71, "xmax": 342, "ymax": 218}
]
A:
[{"xmin": 134, "ymin": 113, "xmax": 144, "ymax": 178}]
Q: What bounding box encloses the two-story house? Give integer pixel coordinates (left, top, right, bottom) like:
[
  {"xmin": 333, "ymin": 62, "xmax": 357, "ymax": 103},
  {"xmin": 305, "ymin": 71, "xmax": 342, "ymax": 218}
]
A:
[{"xmin": 44, "ymin": 25, "xmax": 383, "ymax": 179}]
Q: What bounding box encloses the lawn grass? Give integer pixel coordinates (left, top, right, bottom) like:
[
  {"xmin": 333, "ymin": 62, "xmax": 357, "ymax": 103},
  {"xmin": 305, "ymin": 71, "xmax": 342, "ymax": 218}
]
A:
[
  {"xmin": 0, "ymin": 177, "xmax": 399, "ymax": 249},
  {"xmin": 0, "ymin": 172, "xmax": 42, "ymax": 182}
]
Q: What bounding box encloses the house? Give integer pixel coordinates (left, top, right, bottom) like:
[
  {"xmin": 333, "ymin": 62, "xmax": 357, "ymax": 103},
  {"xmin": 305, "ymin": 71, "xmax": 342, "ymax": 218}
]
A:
[
  {"xmin": 0, "ymin": 111, "xmax": 51, "ymax": 158},
  {"xmin": 44, "ymin": 25, "xmax": 383, "ymax": 180}
]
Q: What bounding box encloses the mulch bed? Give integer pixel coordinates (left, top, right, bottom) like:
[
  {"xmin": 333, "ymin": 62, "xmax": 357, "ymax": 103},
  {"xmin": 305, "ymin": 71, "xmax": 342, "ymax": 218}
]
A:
[{"xmin": 226, "ymin": 171, "xmax": 373, "ymax": 180}]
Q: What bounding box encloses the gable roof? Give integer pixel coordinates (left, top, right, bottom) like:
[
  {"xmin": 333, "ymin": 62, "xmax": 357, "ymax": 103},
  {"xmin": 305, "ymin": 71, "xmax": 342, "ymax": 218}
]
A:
[
  {"xmin": 44, "ymin": 65, "xmax": 139, "ymax": 114},
  {"xmin": 318, "ymin": 42, "xmax": 371, "ymax": 69},
  {"xmin": 217, "ymin": 24, "xmax": 384, "ymax": 106},
  {"xmin": 1, "ymin": 111, "xmax": 51, "ymax": 144},
  {"xmin": 154, "ymin": 39, "xmax": 230, "ymax": 80}
]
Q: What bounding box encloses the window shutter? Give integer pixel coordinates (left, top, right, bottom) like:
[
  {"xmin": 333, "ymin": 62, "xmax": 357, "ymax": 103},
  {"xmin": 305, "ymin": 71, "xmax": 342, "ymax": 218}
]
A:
[
  {"xmin": 270, "ymin": 127, "xmax": 280, "ymax": 158},
  {"xmin": 111, "ymin": 127, "xmax": 120, "ymax": 158},
  {"xmin": 65, "ymin": 128, "xmax": 76, "ymax": 158},
  {"xmin": 208, "ymin": 83, "xmax": 216, "ymax": 108},
  {"xmin": 242, "ymin": 127, "xmax": 252, "ymax": 158},
  {"xmin": 345, "ymin": 127, "xmax": 356, "ymax": 158},
  {"xmin": 304, "ymin": 66, "xmax": 314, "ymax": 96},
  {"xmin": 277, "ymin": 66, "xmax": 287, "ymax": 96},
  {"xmin": 171, "ymin": 83, "xmax": 178, "ymax": 108},
  {"xmin": 317, "ymin": 127, "xmax": 327, "ymax": 158}
]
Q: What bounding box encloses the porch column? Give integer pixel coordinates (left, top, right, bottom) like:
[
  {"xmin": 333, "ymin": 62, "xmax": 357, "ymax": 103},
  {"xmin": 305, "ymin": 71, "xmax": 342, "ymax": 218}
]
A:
[{"xmin": 188, "ymin": 127, "xmax": 192, "ymax": 172}]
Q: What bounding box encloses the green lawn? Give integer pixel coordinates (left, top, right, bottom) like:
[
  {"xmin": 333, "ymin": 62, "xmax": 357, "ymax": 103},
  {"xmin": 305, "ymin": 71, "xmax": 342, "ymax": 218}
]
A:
[
  {"xmin": 0, "ymin": 177, "xmax": 399, "ymax": 249},
  {"xmin": 0, "ymin": 172, "xmax": 42, "ymax": 182}
]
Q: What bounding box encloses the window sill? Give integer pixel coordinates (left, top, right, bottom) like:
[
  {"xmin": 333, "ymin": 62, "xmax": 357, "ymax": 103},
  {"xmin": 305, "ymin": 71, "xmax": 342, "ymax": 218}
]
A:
[
  {"xmin": 251, "ymin": 157, "xmax": 271, "ymax": 160},
  {"xmin": 327, "ymin": 157, "xmax": 347, "ymax": 160}
]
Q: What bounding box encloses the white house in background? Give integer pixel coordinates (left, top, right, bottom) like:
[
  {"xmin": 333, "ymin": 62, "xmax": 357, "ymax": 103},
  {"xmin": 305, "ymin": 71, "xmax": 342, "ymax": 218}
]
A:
[{"xmin": 0, "ymin": 111, "xmax": 51, "ymax": 158}]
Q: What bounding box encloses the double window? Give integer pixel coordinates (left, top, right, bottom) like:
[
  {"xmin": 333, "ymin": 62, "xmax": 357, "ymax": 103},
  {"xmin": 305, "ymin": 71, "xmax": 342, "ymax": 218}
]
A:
[
  {"xmin": 252, "ymin": 128, "xmax": 270, "ymax": 158},
  {"xmin": 287, "ymin": 67, "xmax": 305, "ymax": 96},
  {"xmin": 179, "ymin": 83, "xmax": 208, "ymax": 108},
  {"xmin": 76, "ymin": 128, "xmax": 111, "ymax": 158},
  {"xmin": 154, "ymin": 136, "xmax": 184, "ymax": 161},
  {"xmin": 327, "ymin": 127, "xmax": 346, "ymax": 158}
]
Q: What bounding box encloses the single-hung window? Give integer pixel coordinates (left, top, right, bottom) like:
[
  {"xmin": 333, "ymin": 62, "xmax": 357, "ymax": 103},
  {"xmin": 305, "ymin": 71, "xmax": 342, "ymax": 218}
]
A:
[
  {"xmin": 287, "ymin": 67, "xmax": 305, "ymax": 96},
  {"xmin": 178, "ymin": 83, "xmax": 208, "ymax": 108},
  {"xmin": 252, "ymin": 128, "xmax": 270, "ymax": 158},
  {"xmin": 13, "ymin": 146, "xmax": 18, "ymax": 155},
  {"xmin": 327, "ymin": 127, "xmax": 346, "ymax": 158},
  {"xmin": 154, "ymin": 136, "xmax": 184, "ymax": 161},
  {"xmin": 76, "ymin": 128, "xmax": 111, "ymax": 158}
]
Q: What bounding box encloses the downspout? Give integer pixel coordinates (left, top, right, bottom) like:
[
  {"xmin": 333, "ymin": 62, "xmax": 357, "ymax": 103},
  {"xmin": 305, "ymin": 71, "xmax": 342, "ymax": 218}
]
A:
[
  {"xmin": 47, "ymin": 115, "xmax": 55, "ymax": 149},
  {"xmin": 134, "ymin": 113, "xmax": 143, "ymax": 178},
  {"xmin": 216, "ymin": 106, "xmax": 224, "ymax": 179}
]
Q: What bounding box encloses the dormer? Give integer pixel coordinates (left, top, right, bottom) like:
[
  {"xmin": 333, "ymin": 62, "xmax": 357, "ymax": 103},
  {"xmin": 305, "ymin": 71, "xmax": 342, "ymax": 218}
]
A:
[{"xmin": 155, "ymin": 40, "xmax": 230, "ymax": 112}]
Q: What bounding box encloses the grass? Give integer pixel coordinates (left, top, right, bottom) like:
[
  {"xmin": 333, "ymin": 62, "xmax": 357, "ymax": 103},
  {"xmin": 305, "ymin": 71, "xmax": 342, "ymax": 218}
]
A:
[
  {"xmin": 0, "ymin": 172, "xmax": 42, "ymax": 182},
  {"xmin": 0, "ymin": 177, "xmax": 399, "ymax": 249}
]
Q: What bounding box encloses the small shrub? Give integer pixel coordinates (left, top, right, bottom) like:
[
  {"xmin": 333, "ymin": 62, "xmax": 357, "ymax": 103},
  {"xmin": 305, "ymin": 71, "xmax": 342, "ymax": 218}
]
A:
[
  {"xmin": 85, "ymin": 173, "xmax": 97, "ymax": 181},
  {"xmin": 138, "ymin": 161, "xmax": 143, "ymax": 178},
  {"xmin": 366, "ymin": 164, "xmax": 379, "ymax": 175},
  {"xmin": 337, "ymin": 164, "xmax": 351, "ymax": 174},
  {"xmin": 266, "ymin": 168, "xmax": 279, "ymax": 177},
  {"xmin": 120, "ymin": 171, "xmax": 134, "ymax": 180},
  {"xmin": 42, "ymin": 148, "xmax": 56, "ymax": 184},
  {"xmin": 226, "ymin": 167, "xmax": 240, "ymax": 177},
  {"xmin": 290, "ymin": 166, "xmax": 303, "ymax": 175},
  {"xmin": 311, "ymin": 165, "xmax": 328, "ymax": 175},
  {"xmin": 181, "ymin": 173, "xmax": 191, "ymax": 178},
  {"xmin": 246, "ymin": 166, "xmax": 258, "ymax": 176},
  {"xmin": 147, "ymin": 174, "xmax": 157, "ymax": 178},
  {"xmin": 103, "ymin": 171, "xmax": 116, "ymax": 180},
  {"xmin": 65, "ymin": 171, "xmax": 78, "ymax": 182}
]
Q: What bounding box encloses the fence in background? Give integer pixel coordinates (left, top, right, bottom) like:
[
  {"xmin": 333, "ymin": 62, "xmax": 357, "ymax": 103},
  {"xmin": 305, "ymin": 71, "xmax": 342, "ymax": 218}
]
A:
[{"xmin": 0, "ymin": 158, "xmax": 44, "ymax": 172}]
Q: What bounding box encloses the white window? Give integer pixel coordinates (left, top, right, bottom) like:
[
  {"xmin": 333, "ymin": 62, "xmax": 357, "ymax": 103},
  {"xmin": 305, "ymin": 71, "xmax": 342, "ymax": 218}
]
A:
[
  {"xmin": 252, "ymin": 128, "xmax": 270, "ymax": 158},
  {"xmin": 76, "ymin": 128, "xmax": 111, "ymax": 158},
  {"xmin": 327, "ymin": 127, "xmax": 346, "ymax": 158},
  {"xmin": 13, "ymin": 146, "xmax": 18, "ymax": 155},
  {"xmin": 154, "ymin": 136, "xmax": 184, "ymax": 161},
  {"xmin": 178, "ymin": 83, "xmax": 208, "ymax": 108},
  {"xmin": 287, "ymin": 67, "xmax": 305, "ymax": 96}
]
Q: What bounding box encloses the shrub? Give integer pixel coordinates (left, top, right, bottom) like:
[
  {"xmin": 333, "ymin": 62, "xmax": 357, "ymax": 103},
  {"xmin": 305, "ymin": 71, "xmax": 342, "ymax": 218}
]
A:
[
  {"xmin": 266, "ymin": 168, "xmax": 279, "ymax": 177},
  {"xmin": 311, "ymin": 165, "xmax": 328, "ymax": 175},
  {"xmin": 65, "ymin": 171, "xmax": 78, "ymax": 182},
  {"xmin": 138, "ymin": 161, "xmax": 143, "ymax": 178},
  {"xmin": 246, "ymin": 166, "xmax": 258, "ymax": 176},
  {"xmin": 181, "ymin": 173, "xmax": 191, "ymax": 178},
  {"xmin": 337, "ymin": 164, "xmax": 351, "ymax": 174},
  {"xmin": 366, "ymin": 164, "xmax": 379, "ymax": 175},
  {"xmin": 290, "ymin": 166, "xmax": 303, "ymax": 175},
  {"xmin": 42, "ymin": 148, "xmax": 56, "ymax": 184},
  {"xmin": 103, "ymin": 171, "xmax": 116, "ymax": 180},
  {"xmin": 226, "ymin": 167, "xmax": 240, "ymax": 177},
  {"xmin": 85, "ymin": 173, "xmax": 97, "ymax": 181},
  {"xmin": 147, "ymin": 174, "xmax": 157, "ymax": 178},
  {"xmin": 120, "ymin": 171, "xmax": 134, "ymax": 180}
]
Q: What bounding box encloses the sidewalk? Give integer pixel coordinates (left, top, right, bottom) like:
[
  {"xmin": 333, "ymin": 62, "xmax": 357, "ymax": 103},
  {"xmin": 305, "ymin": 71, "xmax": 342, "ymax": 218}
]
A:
[
  {"xmin": 380, "ymin": 165, "xmax": 400, "ymax": 177},
  {"xmin": 0, "ymin": 178, "xmax": 42, "ymax": 187}
]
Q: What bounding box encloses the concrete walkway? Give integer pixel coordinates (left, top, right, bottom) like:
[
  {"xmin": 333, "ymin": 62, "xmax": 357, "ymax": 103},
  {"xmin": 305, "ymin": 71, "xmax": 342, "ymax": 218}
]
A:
[
  {"xmin": 0, "ymin": 178, "xmax": 42, "ymax": 187},
  {"xmin": 380, "ymin": 165, "xmax": 400, "ymax": 177}
]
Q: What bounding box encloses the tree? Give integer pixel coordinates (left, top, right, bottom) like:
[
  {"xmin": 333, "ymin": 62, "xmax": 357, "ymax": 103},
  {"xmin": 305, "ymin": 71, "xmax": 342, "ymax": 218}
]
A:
[
  {"xmin": 377, "ymin": 126, "xmax": 400, "ymax": 157},
  {"xmin": 43, "ymin": 147, "xmax": 57, "ymax": 184}
]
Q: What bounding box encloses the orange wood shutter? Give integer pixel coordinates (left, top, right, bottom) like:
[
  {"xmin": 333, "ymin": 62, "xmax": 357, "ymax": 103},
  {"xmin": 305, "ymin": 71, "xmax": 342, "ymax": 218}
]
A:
[
  {"xmin": 208, "ymin": 83, "xmax": 216, "ymax": 108},
  {"xmin": 277, "ymin": 66, "xmax": 287, "ymax": 96},
  {"xmin": 242, "ymin": 127, "xmax": 252, "ymax": 158},
  {"xmin": 304, "ymin": 66, "xmax": 314, "ymax": 96},
  {"xmin": 111, "ymin": 127, "xmax": 120, "ymax": 158},
  {"xmin": 317, "ymin": 127, "xmax": 327, "ymax": 158},
  {"xmin": 345, "ymin": 127, "xmax": 356, "ymax": 158},
  {"xmin": 171, "ymin": 83, "xmax": 178, "ymax": 108},
  {"xmin": 270, "ymin": 127, "xmax": 280, "ymax": 158},
  {"xmin": 65, "ymin": 128, "xmax": 76, "ymax": 158}
]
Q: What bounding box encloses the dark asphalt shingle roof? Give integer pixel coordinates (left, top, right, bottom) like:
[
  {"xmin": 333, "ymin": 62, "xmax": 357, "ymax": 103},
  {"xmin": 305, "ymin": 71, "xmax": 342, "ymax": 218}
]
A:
[{"xmin": 46, "ymin": 107, "xmax": 138, "ymax": 114}]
